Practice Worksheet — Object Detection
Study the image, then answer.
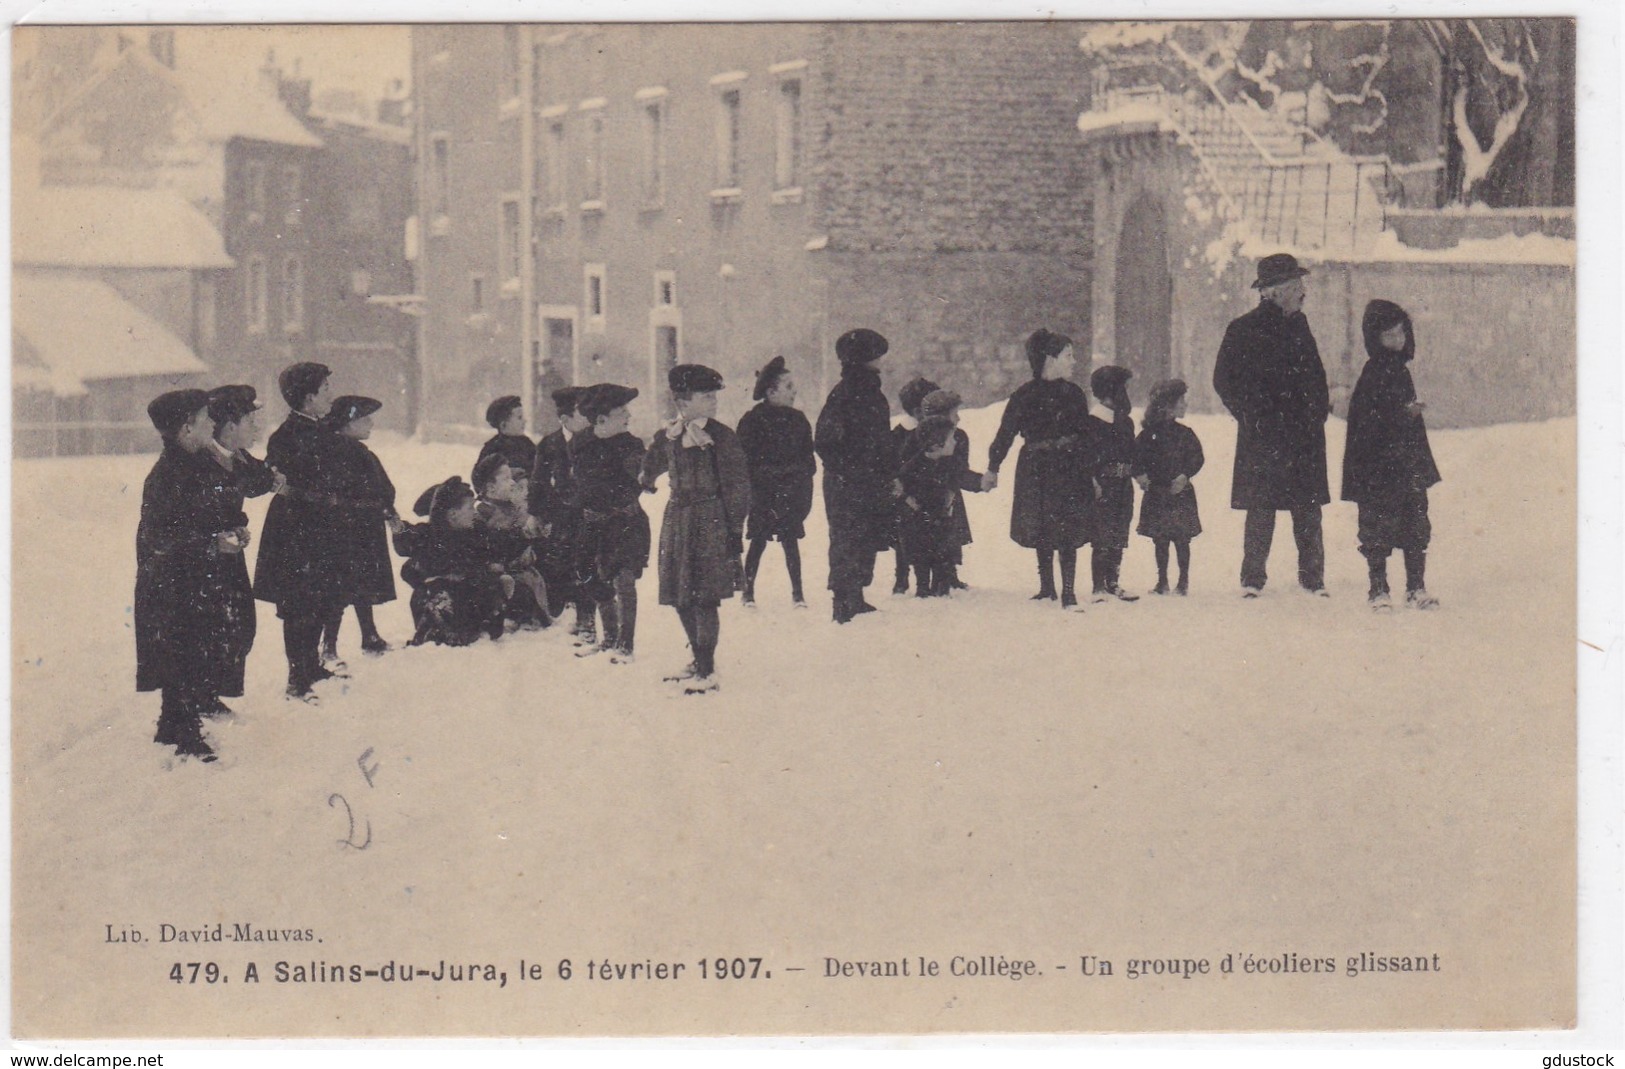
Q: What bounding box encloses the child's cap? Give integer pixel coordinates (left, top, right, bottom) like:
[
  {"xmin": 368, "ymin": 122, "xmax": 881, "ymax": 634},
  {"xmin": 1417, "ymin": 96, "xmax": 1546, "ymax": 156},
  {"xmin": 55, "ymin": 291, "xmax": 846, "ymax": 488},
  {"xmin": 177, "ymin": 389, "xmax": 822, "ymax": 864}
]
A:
[
  {"xmin": 918, "ymin": 388, "xmax": 962, "ymax": 421},
  {"xmin": 1089, "ymin": 364, "xmax": 1132, "ymax": 399},
  {"xmin": 486, "ymin": 394, "xmax": 523, "ymax": 428},
  {"xmin": 472, "ymin": 452, "xmax": 511, "ymax": 494},
  {"xmin": 551, "ymin": 386, "xmax": 586, "ymax": 416},
  {"xmin": 148, "ymin": 388, "xmax": 211, "ymax": 438},
  {"xmin": 578, "ymin": 383, "xmax": 639, "ymax": 422},
  {"xmin": 898, "ymin": 377, "xmax": 940, "ymax": 418},
  {"xmin": 207, "ymin": 384, "xmax": 263, "ymax": 426},
  {"xmin": 669, "ymin": 364, "xmax": 723, "ymax": 395},
  {"xmin": 428, "ymin": 477, "xmax": 475, "ymax": 524},
  {"xmin": 325, "ymin": 395, "xmax": 382, "ymax": 429},
  {"xmin": 753, "ymin": 356, "xmax": 789, "ymax": 402}
]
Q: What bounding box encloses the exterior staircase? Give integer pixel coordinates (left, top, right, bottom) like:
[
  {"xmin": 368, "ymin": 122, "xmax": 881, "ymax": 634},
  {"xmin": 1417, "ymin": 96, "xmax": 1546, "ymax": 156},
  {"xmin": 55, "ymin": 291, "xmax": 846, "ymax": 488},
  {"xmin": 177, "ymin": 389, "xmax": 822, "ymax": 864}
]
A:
[{"xmin": 1085, "ymin": 78, "xmax": 1396, "ymax": 255}]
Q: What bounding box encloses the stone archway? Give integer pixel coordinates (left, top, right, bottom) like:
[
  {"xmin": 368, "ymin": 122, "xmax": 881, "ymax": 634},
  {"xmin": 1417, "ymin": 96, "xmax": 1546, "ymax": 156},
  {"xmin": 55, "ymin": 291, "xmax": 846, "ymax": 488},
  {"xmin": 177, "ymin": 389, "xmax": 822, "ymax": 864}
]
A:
[{"xmin": 1113, "ymin": 193, "xmax": 1174, "ymax": 403}]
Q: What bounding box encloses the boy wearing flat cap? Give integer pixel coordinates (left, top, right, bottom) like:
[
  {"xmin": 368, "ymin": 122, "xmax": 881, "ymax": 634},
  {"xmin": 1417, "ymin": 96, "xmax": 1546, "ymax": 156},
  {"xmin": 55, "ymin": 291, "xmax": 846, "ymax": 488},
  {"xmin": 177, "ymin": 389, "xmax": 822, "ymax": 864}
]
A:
[
  {"xmin": 136, "ymin": 388, "xmax": 229, "ymax": 762},
  {"xmin": 476, "ymin": 394, "xmax": 538, "ymax": 483},
  {"xmin": 572, "ymin": 384, "xmax": 650, "ymax": 662},
  {"xmin": 530, "ymin": 385, "xmax": 596, "ymax": 641},
  {"xmin": 815, "ymin": 327, "xmax": 899, "ymax": 623},
  {"xmin": 320, "ymin": 396, "xmax": 400, "ymax": 661},
  {"xmin": 1087, "ymin": 364, "xmax": 1140, "ymax": 603},
  {"xmin": 898, "ymin": 389, "xmax": 987, "ymax": 597},
  {"xmin": 735, "ymin": 356, "xmax": 816, "ymax": 607},
  {"xmin": 641, "ymin": 364, "xmax": 751, "ymax": 694},
  {"xmin": 254, "ymin": 362, "xmax": 348, "ymax": 701}
]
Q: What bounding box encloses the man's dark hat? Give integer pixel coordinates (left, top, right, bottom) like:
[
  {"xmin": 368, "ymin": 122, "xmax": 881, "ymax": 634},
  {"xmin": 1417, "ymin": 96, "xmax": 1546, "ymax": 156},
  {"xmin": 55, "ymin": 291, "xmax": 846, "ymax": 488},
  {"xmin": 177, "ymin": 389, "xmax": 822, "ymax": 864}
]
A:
[
  {"xmin": 898, "ymin": 377, "xmax": 940, "ymax": 417},
  {"xmin": 551, "ymin": 386, "xmax": 586, "ymax": 415},
  {"xmin": 207, "ymin": 384, "xmax": 262, "ymax": 426},
  {"xmin": 472, "ymin": 451, "xmax": 512, "ymax": 493},
  {"xmin": 1025, "ymin": 328, "xmax": 1073, "ymax": 378},
  {"xmin": 1252, "ymin": 252, "xmax": 1311, "ymax": 290},
  {"xmin": 752, "ymin": 356, "xmax": 789, "ymax": 402},
  {"xmin": 578, "ymin": 383, "xmax": 639, "ymax": 422},
  {"xmin": 836, "ymin": 327, "xmax": 888, "ymax": 366},
  {"xmin": 919, "ymin": 388, "xmax": 962, "ymax": 421},
  {"xmin": 1090, "ymin": 364, "xmax": 1133, "ymax": 399},
  {"xmin": 148, "ymin": 388, "xmax": 211, "ymax": 438},
  {"xmin": 669, "ymin": 364, "xmax": 724, "ymax": 396},
  {"xmin": 278, "ymin": 362, "xmax": 332, "ymax": 408},
  {"xmin": 485, "ymin": 394, "xmax": 523, "ymax": 429}
]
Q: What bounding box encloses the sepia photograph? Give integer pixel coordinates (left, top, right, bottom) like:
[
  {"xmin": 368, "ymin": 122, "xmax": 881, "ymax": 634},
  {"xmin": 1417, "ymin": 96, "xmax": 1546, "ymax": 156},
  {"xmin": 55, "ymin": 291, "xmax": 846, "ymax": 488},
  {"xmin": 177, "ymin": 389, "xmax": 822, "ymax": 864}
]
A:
[{"xmin": 5, "ymin": 0, "xmax": 1619, "ymax": 1051}]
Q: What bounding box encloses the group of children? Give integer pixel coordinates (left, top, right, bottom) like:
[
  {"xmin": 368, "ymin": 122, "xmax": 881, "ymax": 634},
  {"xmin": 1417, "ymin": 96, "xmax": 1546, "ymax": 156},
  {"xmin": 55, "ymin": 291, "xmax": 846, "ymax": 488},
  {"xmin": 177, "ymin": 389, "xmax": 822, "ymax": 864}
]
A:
[{"xmin": 137, "ymin": 298, "xmax": 1438, "ymax": 760}]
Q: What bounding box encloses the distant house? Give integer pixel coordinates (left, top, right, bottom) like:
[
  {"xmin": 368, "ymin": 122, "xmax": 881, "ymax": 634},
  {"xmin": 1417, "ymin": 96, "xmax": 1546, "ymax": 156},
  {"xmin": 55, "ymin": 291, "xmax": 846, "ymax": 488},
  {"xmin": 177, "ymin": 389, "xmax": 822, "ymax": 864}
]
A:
[
  {"xmin": 412, "ymin": 23, "xmax": 1096, "ymax": 439},
  {"xmin": 12, "ymin": 186, "xmax": 230, "ymax": 456},
  {"xmin": 20, "ymin": 25, "xmax": 417, "ymax": 438}
]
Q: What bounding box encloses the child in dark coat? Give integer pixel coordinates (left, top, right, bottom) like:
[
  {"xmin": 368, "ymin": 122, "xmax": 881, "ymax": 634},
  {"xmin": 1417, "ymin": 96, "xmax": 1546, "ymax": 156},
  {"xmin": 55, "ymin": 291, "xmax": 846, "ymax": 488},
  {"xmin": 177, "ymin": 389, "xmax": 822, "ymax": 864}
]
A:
[
  {"xmin": 735, "ymin": 356, "xmax": 815, "ymax": 607},
  {"xmin": 641, "ymin": 364, "xmax": 752, "ymax": 694},
  {"xmin": 320, "ymin": 396, "xmax": 400, "ymax": 664},
  {"xmin": 473, "ymin": 451, "xmax": 551, "ymax": 630},
  {"xmin": 1088, "ymin": 364, "xmax": 1139, "ymax": 603},
  {"xmin": 530, "ymin": 386, "xmax": 595, "ymax": 641},
  {"xmin": 572, "ymin": 384, "xmax": 650, "ymax": 663},
  {"xmin": 898, "ymin": 389, "xmax": 986, "ymax": 597},
  {"xmin": 888, "ymin": 377, "xmax": 938, "ymax": 595},
  {"xmin": 1341, "ymin": 299, "xmax": 1442, "ymax": 610},
  {"xmin": 1132, "ymin": 379, "xmax": 1204, "ymax": 595},
  {"xmin": 397, "ymin": 477, "xmax": 509, "ymax": 646},
  {"xmin": 476, "ymin": 395, "xmax": 538, "ymax": 480}
]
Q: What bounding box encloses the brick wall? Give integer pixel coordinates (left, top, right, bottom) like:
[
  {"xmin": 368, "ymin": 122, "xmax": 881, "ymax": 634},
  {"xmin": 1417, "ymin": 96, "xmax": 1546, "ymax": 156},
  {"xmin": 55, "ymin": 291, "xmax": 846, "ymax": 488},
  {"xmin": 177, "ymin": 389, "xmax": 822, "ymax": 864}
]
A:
[{"xmin": 815, "ymin": 22, "xmax": 1095, "ymax": 257}]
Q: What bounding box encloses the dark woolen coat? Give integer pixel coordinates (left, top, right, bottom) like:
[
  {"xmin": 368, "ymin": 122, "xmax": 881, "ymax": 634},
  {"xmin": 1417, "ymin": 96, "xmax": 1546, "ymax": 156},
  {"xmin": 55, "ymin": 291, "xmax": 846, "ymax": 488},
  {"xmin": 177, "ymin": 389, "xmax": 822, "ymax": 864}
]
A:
[
  {"xmin": 815, "ymin": 364, "xmax": 898, "ymax": 553},
  {"xmin": 987, "ymin": 377, "xmax": 1095, "ymax": 550},
  {"xmin": 1212, "ymin": 299, "xmax": 1331, "ymax": 510},
  {"xmin": 476, "ymin": 432, "xmax": 538, "ymax": 484},
  {"xmin": 135, "ymin": 447, "xmax": 216, "ymax": 694},
  {"xmin": 574, "ymin": 431, "xmax": 651, "ymax": 586},
  {"xmin": 529, "ymin": 428, "xmax": 588, "ymax": 605},
  {"xmin": 642, "ymin": 420, "xmax": 752, "ymax": 607},
  {"xmin": 1341, "ymin": 323, "xmax": 1440, "ymax": 503},
  {"xmin": 253, "ymin": 413, "xmax": 346, "ymax": 613},
  {"xmin": 1088, "ymin": 409, "xmax": 1137, "ymax": 550},
  {"xmin": 326, "ymin": 435, "xmax": 398, "ymax": 606},
  {"xmin": 736, "ymin": 402, "xmax": 815, "ymax": 543},
  {"xmin": 399, "ymin": 524, "xmax": 507, "ymax": 646},
  {"xmin": 1134, "ymin": 421, "xmax": 1205, "ymax": 541},
  {"xmin": 899, "ymin": 425, "xmax": 984, "ymax": 565},
  {"xmin": 199, "ymin": 446, "xmax": 277, "ymax": 696}
]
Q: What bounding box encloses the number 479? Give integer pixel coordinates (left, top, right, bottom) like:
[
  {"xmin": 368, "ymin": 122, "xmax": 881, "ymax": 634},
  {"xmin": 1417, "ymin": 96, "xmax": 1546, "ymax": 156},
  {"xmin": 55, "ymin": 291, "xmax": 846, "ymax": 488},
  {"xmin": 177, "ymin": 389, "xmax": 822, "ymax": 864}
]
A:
[{"xmin": 169, "ymin": 962, "xmax": 222, "ymax": 983}]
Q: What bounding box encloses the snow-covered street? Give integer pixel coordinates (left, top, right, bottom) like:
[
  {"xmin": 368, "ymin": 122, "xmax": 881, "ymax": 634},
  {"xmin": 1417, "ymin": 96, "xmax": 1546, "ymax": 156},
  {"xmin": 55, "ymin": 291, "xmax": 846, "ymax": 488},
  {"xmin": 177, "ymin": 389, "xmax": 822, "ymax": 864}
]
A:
[{"xmin": 9, "ymin": 404, "xmax": 1576, "ymax": 1035}]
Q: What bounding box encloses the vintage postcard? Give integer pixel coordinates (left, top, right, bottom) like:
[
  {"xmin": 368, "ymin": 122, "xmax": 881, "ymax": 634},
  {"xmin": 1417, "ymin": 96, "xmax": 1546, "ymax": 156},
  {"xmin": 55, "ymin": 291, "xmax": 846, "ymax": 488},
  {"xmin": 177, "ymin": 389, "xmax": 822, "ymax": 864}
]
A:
[{"xmin": 6, "ymin": 8, "xmax": 1612, "ymax": 1045}]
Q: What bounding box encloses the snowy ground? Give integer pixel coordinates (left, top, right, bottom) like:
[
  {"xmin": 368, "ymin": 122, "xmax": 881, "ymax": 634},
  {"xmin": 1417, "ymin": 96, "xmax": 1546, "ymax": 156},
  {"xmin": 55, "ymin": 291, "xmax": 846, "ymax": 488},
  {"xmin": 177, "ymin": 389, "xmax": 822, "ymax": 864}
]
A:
[{"xmin": 9, "ymin": 404, "xmax": 1576, "ymax": 1037}]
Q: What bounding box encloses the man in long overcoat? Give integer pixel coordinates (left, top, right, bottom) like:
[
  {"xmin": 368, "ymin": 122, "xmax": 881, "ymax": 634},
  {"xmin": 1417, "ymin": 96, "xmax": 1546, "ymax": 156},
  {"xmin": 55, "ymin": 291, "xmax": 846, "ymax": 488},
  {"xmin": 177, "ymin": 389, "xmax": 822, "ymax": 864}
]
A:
[
  {"xmin": 815, "ymin": 328, "xmax": 897, "ymax": 623},
  {"xmin": 253, "ymin": 362, "xmax": 345, "ymax": 699},
  {"xmin": 1212, "ymin": 253, "xmax": 1331, "ymax": 596}
]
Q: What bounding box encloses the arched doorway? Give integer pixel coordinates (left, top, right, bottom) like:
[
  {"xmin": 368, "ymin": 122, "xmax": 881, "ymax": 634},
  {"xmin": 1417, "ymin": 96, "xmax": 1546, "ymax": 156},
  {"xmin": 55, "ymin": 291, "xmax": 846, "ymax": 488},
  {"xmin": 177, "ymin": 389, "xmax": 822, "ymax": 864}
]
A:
[{"xmin": 1113, "ymin": 194, "xmax": 1173, "ymax": 404}]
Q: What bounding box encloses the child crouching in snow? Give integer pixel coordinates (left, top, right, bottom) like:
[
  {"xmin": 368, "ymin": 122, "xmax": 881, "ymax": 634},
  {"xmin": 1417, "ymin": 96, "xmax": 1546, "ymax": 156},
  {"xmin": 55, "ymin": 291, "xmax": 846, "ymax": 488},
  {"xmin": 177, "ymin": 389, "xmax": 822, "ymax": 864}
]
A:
[
  {"xmin": 473, "ymin": 453, "xmax": 551, "ymax": 631},
  {"xmin": 398, "ymin": 477, "xmax": 510, "ymax": 646},
  {"xmin": 1132, "ymin": 379, "xmax": 1204, "ymax": 595},
  {"xmin": 897, "ymin": 388, "xmax": 985, "ymax": 597},
  {"xmin": 1341, "ymin": 299, "xmax": 1441, "ymax": 611},
  {"xmin": 641, "ymin": 364, "xmax": 751, "ymax": 695}
]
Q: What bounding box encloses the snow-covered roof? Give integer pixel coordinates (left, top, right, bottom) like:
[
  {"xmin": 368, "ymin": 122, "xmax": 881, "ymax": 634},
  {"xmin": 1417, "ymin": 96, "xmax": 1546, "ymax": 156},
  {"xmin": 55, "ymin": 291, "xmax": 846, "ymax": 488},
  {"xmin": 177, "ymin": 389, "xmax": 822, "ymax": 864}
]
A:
[
  {"xmin": 13, "ymin": 186, "xmax": 234, "ymax": 270},
  {"xmin": 1076, "ymin": 100, "xmax": 1176, "ymax": 138},
  {"xmin": 168, "ymin": 62, "xmax": 323, "ymax": 148},
  {"xmin": 12, "ymin": 271, "xmax": 210, "ymax": 396}
]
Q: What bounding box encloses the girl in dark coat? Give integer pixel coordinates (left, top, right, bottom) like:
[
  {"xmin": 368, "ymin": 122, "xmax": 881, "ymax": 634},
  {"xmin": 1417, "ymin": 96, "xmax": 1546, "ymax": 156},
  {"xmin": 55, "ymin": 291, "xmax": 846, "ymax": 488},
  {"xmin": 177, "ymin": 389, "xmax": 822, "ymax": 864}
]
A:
[
  {"xmin": 530, "ymin": 387, "xmax": 595, "ymax": 640},
  {"xmin": 1133, "ymin": 379, "xmax": 1205, "ymax": 595},
  {"xmin": 573, "ymin": 384, "xmax": 650, "ymax": 662},
  {"xmin": 253, "ymin": 362, "xmax": 347, "ymax": 700},
  {"xmin": 735, "ymin": 356, "xmax": 815, "ymax": 607},
  {"xmin": 398, "ymin": 478, "xmax": 509, "ymax": 646},
  {"xmin": 642, "ymin": 365, "xmax": 752, "ymax": 693},
  {"xmin": 986, "ymin": 329, "xmax": 1094, "ymax": 610},
  {"xmin": 319, "ymin": 396, "xmax": 399, "ymax": 663},
  {"xmin": 135, "ymin": 389, "xmax": 229, "ymax": 762},
  {"xmin": 476, "ymin": 395, "xmax": 538, "ymax": 480},
  {"xmin": 815, "ymin": 328, "xmax": 897, "ymax": 623},
  {"xmin": 199, "ymin": 386, "xmax": 281, "ymax": 712},
  {"xmin": 1088, "ymin": 364, "xmax": 1139, "ymax": 602},
  {"xmin": 1341, "ymin": 299, "xmax": 1442, "ymax": 610},
  {"xmin": 898, "ymin": 389, "xmax": 986, "ymax": 597}
]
